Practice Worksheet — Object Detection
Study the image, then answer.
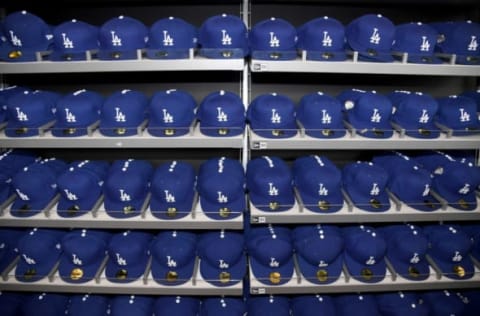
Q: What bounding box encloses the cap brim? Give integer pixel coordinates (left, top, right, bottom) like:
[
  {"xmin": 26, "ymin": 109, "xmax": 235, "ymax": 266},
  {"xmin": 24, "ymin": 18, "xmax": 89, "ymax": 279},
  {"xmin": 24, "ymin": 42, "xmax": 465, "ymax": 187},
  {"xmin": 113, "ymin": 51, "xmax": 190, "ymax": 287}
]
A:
[
  {"xmin": 145, "ymin": 48, "xmax": 190, "ymax": 59},
  {"xmin": 150, "ymin": 258, "xmax": 195, "ymax": 285},
  {"xmin": 105, "ymin": 255, "xmax": 149, "ymax": 283},
  {"xmin": 199, "ymin": 195, "xmax": 245, "ymax": 220},
  {"xmin": 251, "ymin": 50, "xmax": 298, "ymax": 60},
  {"xmin": 57, "ymin": 195, "xmax": 99, "ymax": 217},
  {"xmin": 0, "ymin": 44, "xmax": 39, "ymax": 62},
  {"xmin": 199, "ymin": 48, "xmax": 248, "ymax": 59},
  {"xmin": 49, "ymin": 50, "xmax": 91, "ymax": 61},
  {"xmin": 343, "ymin": 252, "xmax": 386, "ymax": 283},
  {"xmin": 98, "ymin": 124, "xmax": 140, "ymax": 137},
  {"xmin": 344, "ymin": 183, "xmax": 391, "ymax": 212},
  {"xmin": 304, "ymin": 50, "xmax": 348, "ymax": 61},
  {"xmin": 249, "ymin": 255, "xmax": 294, "ymax": 285},
  {"xmin": 97, "ymin": 49, "xmax": 139, "ymax": 60},
  {"xmin": 58, "ymin": 255, "xmax": 102, "ymax": 283},
  {"xmin": 103, "ymin": 196, "xmax": 146, "ymax": 218},
  {"xmin": 454, "ymin": 55, "xmax": 480, "ymax": 65},
  {"xmin": 10, "ymin": 197, "xmax": 52, "ymax": 217},
  {"xmin": 393, "ymin": 119, "xmax": 440, "ymax": 139},
  {"xmin": 5, "ymin": 121, "xmax": 43, "ymax": 137},
  {"xmin": 147, "ymin": 119, "xmax": 192, "ymax": 137},
  {"xmin": 433, "ymin": 182, "xmax": 477, "ymax": 211},
  {"xmin": 149, "ymin": 191, "xmax": 194, "ymax": 220},
  {"xmin": 249, "ymin": 190, "xmax": 295, "ymax": 212},
  {"xmin": 199, "ymin": 124, "xmax": 245, "ymax": 137},
  {"xmin": 199, "ymin": 255, "xmax": 246, "ymax": 286},
  {"xmin": 15, "ymin": 256, "xmax": 59, "ymax": 282},
  {"xmin": 432, "ymin": 256, "xmax": 475, "ymax": 280},
  {"xmin": 51, "ymin": 125, "xmax": 90, "ymax": 137},
  {"xmin": 249, "ymin": 119, "xmax": 298, "ymax": 139},
  {"xmin": 387, "ymin": 256, "xmax": 430, "ymax": 281},
  {"xmin": 297, "ymin": 188, "xmax": 344, "ymax": 213},
  {"xmin": 347, "ymin": 114, "xmax": 393, "ymax": 138},
  {"xmin": 296, "ymin": 253, "xmax": 343, "ymax": 284}
]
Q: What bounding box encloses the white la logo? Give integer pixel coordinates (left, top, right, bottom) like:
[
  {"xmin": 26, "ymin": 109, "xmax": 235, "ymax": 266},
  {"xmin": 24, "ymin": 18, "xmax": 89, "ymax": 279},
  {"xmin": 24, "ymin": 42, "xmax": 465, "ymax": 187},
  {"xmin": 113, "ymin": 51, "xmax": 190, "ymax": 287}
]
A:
[
  {"xmin": 62, "ymin": 33, "xmax": 74, "ymax": 48},
  {"xmin": 370, "ymin": 28, "xmax": 381, "ymax": 44},
  {"xmin": 420, "ymin": 36, "xmax": 430, "ymax": 52},
  {"xmin": 221, "ymin": 29, "xmax": 232, "ymax": 45},
  {"xmin": 321, "ymin": 109, "xmax": 332, "ymax": 124},
  {"xmin": 164, "ymin": 190, "xmax": 175, "ymax": 203},
  {"xmin": 116, "ymin": 253, "xmax": 127, "ymax": 266},
  {"xmin": 269, "ymin": 32, "xmax": 280, "ymax": 47},
  {"xmin": 15, "ymin": 188, "xmax": 29, "ymax": 201},
  {"xmin": 72, "ymin": 253, "xmax": 83, "ymax": 265},
  {"xmin": 166, "ymin": 255, "xmax": 177, "ymax": 267},
  {"xmin": 163, "ymin": 30, "xmax": 174, "ymax": 46},
  {"xmin": 64, "ymin": 189, "xmax": 78, "ymax": 201},
  {"xmin": 366, "ymin": 256, "xmax": 376, "ymax": 265},
  {"xmin": 452, "ymin": 251, "xmax": 462, "ymax": 262},
  {"xmin": 217, "ymin": 191, "xmax": 228, "ymax": 203},
  {"xmin": 318, "ymin": 260, "xmax": 328, "ymax": 267},
  {"xmin": 271, "ymin": 109, "xmax": 281, "ymax": 123},
  {"xmin": 459, "ymin": 108, "xmax": 470, "ymax": 122},
  {"xmin": 217, "ymin": 107, "xmax": 228, "ymax": 122},
  {"xmin": 162, "ymin": 109, "xmax": 173, "ymax": 123},
  {"xmin": 219, "ymin": 259, "xmax": 229, "ymax": 269},
  {"xmin": 110, "ymin": 31, "xmax": 122, "ymax": 46},
  {"xmin": 410, "ymin": 253, "xmax": 420, "ymax": 264},
  {"xmin": 64, "ymin": 108, "xmax": 76, "ymax": 123},
  {"xmin": 458, "ymin": 183, "xmax": 470, "ymax": 195},
  {"xmin": 418, "ymin": 109, "xmax": 429, "ymax": 123},
  {"xmin": 9, "ymin": 30, "xmax": 22, "ymax": 46},
  {"xmin": 115, "ymin": 107, "xmax": 126, "ymax": 122},
  {"xmin": 370, "ymin": 183, "xmax": 380, "ymax": 196},
  {"xmin": 318, "ymin": 183, "xmax": 328, "ymax": 196},
  {"xmin": 322, "ymin": 31, "xmax": 332, "ymax": 47},
  {"xmin": 268, "ymin": 182, "xmax": 278, "ymax": 196},
  {"xmin": 22, "ymin": 254, "xmax": 36, "ymax": 265},
  {"xmin": 422, "ymin": 184, "xmax": 430, "ymax": 197},
  {"xmin": 119, "ymin": 189, "xmax": 131, "ymax": 202},
  {"xmin": 468, "ymin": 35, "xmax": 478, "ymax": 51},
  {"xmin": 370, "ymin": 108, "xmax": 382, "ymax": 123},
  {"xmin": 15, "ymin": 107, "xmax": 28, "ymax": 121},
  {"xmin": 269, "ymin": 257, "xmax": 280, "ymax": 267}
]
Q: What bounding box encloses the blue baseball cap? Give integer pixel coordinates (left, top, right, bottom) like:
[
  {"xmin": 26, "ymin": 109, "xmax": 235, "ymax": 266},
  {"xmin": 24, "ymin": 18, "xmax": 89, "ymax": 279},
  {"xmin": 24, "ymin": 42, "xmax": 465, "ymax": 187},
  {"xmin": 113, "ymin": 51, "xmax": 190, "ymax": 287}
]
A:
[
  {"xmin": 11, "ymin": 158, "xmax": 68, "ymax": 217},
  {"xmin": 297, "ymin": 16, "xmax": 347, "ymax": 61},
  {"xmin": 105, "ymin": 230, "xmax": 153, "ymax": 283},
  {"xmin": 379, "ymin": 224, "xmax": 430, "ymax": 281},
  {"xmin": 110, "ymin": 295, "xmax": 154, "ymax": 316},
  {"xmin": 103, "ymin": 159, "xmax": 153, "ymax": 218},
  {"xmin": 431, "ymin": 20, "xmax": 480, "ymax": 65},
  {"xmin": 411, "ymin": 150, "xmax": 457, "ymax": 173},
  {"xmin": 460, "ymin": 89, "xmax": 480, "ymax": 112},
  {"xmin": 147, "ymin": 89, "xmax": 197, "ymax": 137},
  {"xmin": 146, "ymin": 17, "xmax": 198, "ymax": 59},
  {"xmin": 150, "ymin": 230, "xmax": 197, "ymax": 285},
  {"xmin": 246, "ymin": 156, "xmax": 295, "ymax": 212},
  {"xmin": 53, "ymin": 89, "xmax": 104, "ymax": 137},
  {"xmin": 0, "ymin": 228, "xmax": 25, "ymax": 273},
  {"xmin": 424, "ymin": 225, "xmax": 474, "ymax": 280},
  {"xmin": 250, "ymin": 17, "xmax": 297, "ymax": 60},
  {"xmin": 247, "ymin": 295, "xmax": 291, "ymax": 316},
  {"xmin": 22, "ymin": 293, "xmax": 70, "ymax": 316},
  {"xmin": 0, "ymin": 291, "xmax": 27, "ymax": 316},
  {"xmin": 293, "ymin": 155, "xmax": 344, "ymax": 213},
  {"xmin": 423, "ymin": 290, "xmax": 466, "ymax": 316},
  {"xmin": 342, "ymin": 161, "xmax": 391, "ymax": 212},
  {"xmin": 346, "ymin": 14, "xmax": 395, "ymax": 62},
  {"xmin": 392, "ymin": 22, "xmax": 442, "ymax": 64},
  {"xmin": 0, "ymin": 85, "xmax": 30, "ymax": 123},
  {"xmin": 431, "ymin": 160, "xmax": 480, "ymax": 210},
  {"xmin": 153, "ymin": 296, "xmax": 200, "ymax": 315},
  {"xmin": 345, "ymin": 91, "xmax": 394, "ymax": 138},
  {"xmin": 99, "ymin": 89, "xmax": 148, "ymax": 137},
  {"xmin": 0, "ymin": 149, "xmax": 39, "ymax": 178},
  {"xmin": 50, "ymin": 19, "xmax": 99, "ymax": 61},
  {"xmin": 197, "ymin": 157, "xmax": 246, "ymax": 220},
  {"xmin": 66, "ymin": 294, "xmax": 110, "ymax": 316},
  {"xmin": 197, "ymin": 90, "xmax": 246, "ymax": 137},
  {"xmin": 247, "ymin": 92, "xmax": 297, "ymax": 138},
  {"xmin": 149, "ymin": 160, "xmax": 196, "ymax": 219},
  {"xmin": 98, "ymin": 15, "xmax": 148, "ymax": 60},
  {"xmin": 5, "ymin": 90, "xmax": 58, "ymax": 137},
  {"xmin": 342, "ymin": 225, "xmax": 387, "ymax": 283},
  {"xmin": 198, "ymin": 230, "xmax": 246, "ymax": 287},
  {"xmin": 296, "ymin": 92, "xmax": 346, "ymax": 138},
  {"xmin": 387, "ymin": 91, "xmax": 440, "ymax": 138},
  {"xmin": 198, "ymin": 13, "xmax": 248, "ymax": 59},
  {"xmin": 58, "ymin": 229, "xmax": 111, "ymax": 283},
  {"xmin": 435, "ymin": 95, "xmax": 480, "ymax": 136},
  {"xmin": 376, "ymin": 291, "xmax": 430, "ymax": 316},
  {"xmin": 291, "ymin": 295, "xmax": 336, "ymax": 316},
  {"xmin": 247, "ymin": 225, "xmax": 294, "ymax": 285},
  {"xmin": 335, "ymin": 294, "xmax": 381, "ymax": 316},
  {"xmin": 15, "ymin": 228, "xmax": 64, "ymax": 282},
  {"xmin": 56, "ymin": 160, "xmax": 109, "ymax": 217},
  {"xmin": 293, "ymin": 225, "xmax": 344, "ymax": 284},
  {"xmin": 200, "ymin": 297, "xmax": 247, "ymax": 316},
  {"xmin": 0, "ymin": 10, "xmax": 53, "ymax": 62}
]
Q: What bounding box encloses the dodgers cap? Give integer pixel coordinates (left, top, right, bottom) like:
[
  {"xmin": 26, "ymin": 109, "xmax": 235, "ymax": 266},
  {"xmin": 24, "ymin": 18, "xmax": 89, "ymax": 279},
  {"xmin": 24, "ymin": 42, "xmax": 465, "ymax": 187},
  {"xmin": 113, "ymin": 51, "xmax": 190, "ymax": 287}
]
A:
[
  {"xmin": 247, "ymin": 295, "xmax": 291, "ymax": 316},
  {"xmin": 198, "ymin": 230, "xmax": 246, "ymax": 286},
  {"xmin": 22, "ymin": 293, "xmax": 70, "ymax": 316},
  {"xmin": 99, "ymin": 89, "xmax": 148, "ymax": 137},
  {"xmin": 423, "ymin": 290, "xmax": 466, "ymax": 316},
  {"xmin": 98, "ymin": 15, "xmax": 148, "ymax": 60},
  {"xmin": 109, "ymin": 295, "xmax": 154, "ymax": 316},
  {"xmin": 0, "ymin": 85, "xmax": 30, "ymax": 123},
  {"xmin": 200, "ymin": 297, "xmax": 247, "ymax": 316},
  {"xmin": 346, "ymin": 13, "xmax": 395, "ymax": 62},
  {"xmin": 0, "ymin": 10, "xmax": 53, "ymax": 62},
  {"xmin": 153, "ymin": 296, "xmax": 201, "ymax": 315},
  {"xmin": 66, "ymin": 294, "xmax": 110, "ymax": 316},
  {"xmin": 293, "ymin": 155, "xmax": 344, "ymax": 213},
  {"xmin": 291, "ymin": 295, "xmax": 336, "ymax": 316},
  {"xmin": 15, "ymin": 228, "xmax": 64, "ymax": 282},
  {"xmin": 50, "ymin": 19, "xmax": 99, "ymax": 61},
  {"xmin": 105, "ymin": 230, "xmax": 153, "ymax": 283},
  {"xmin": 250, "ymin": 17, "xmax": 298, "ymax": 60},
  {"xmin": 376, "ymin": 291, "xmax": 429, "ymax": 316},
  {"xmin": 198, "ymin": 13, "xmax": 248, "ymax": 59},
  {"xmin": 392, "ymin": 22, "xmax": 442, "ymax": 64},
  {"xmin": 197, "ymin": 90, "xmax": 246, "ymax": 137},
  {"xmin": 197, "ymin": 157, "xmax": 246, "ymax": 220},
  {"xmin": 297, "ymin": 16, "xmax": 347, "ymax": 61},
  {"xmin": 149, "ymin": 160, "xmax": 196, "ymax": 219},
  {"xmin": 246, "ymin": 156, "xmax": 295, "ymax": 212},
  {"xmin": 58, "ymin": 229, "xmax": 111, "ymax": 283},
  {"xmin": 147, "ymin": 89, "xmax": 196, "ymax": 137},
  {"xmin": 53, "ymin": 89, "xmax": 104, "ymax": 137},
  {"xmin": 247, "ymin": 92, "xmax": 297, "ymax": 138},
  {"xmin": 150, "ymin": 230, "xmax": 197, "ymax": 285},
  {"xmin": 435, "ymin": 95, "xmax": 480, "ymax": 136},
  {"xmin": 147, "ymin": 17, "xmax": 198, "ymax": 59},
  {"xmin": 342, "ymin": 225, "xmax": 387, "ymax": 283},
  {"xmin": 342, "ymin": 161, "xmax": 391, "ymax": 212}
]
